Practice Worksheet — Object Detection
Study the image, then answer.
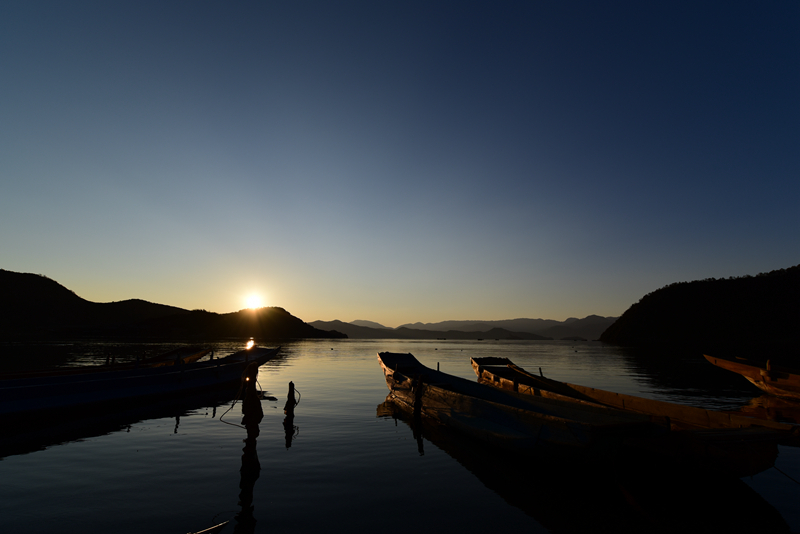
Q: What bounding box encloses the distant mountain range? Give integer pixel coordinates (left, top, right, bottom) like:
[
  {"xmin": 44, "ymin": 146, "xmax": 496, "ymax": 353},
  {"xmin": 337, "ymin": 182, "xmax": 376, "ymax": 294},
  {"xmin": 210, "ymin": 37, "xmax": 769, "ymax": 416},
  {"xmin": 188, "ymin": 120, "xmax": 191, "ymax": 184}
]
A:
[
  {"xmin": 5, "ymin": 264, "xmax": 798, "ymax": 364},
  {"xmin": 0, "ymin": 270, "xmax": 344, "ymax": 341},
  {"xmin": 0, "ymin": 269, "xmax": 618, "ymax": 342},
  {"xmin": 349, "ymin": 320, "xmax": 392, "ymax": 330},
  {"xmin": 310, "ymin": 315, "xmax": 616, "ymax": 341},
  {"xmin": 398, "ymin": 316, "xmax": 616, "ymax": 340}
]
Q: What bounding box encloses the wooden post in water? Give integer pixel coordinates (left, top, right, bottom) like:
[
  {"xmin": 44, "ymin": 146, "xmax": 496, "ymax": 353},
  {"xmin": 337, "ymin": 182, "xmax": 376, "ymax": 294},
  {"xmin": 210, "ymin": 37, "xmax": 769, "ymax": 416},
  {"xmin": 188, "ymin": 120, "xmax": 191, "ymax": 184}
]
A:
[
  {"xmin": 283, "ymin": 382, "xmax": 297, "ymax": 449},
  {"xmin": 241, "ymin": 362, "xmax": 263, "ymax": 426},
  {"xmin": 284, "ymin": 381, "xmax": 296, "ymax": 416}
]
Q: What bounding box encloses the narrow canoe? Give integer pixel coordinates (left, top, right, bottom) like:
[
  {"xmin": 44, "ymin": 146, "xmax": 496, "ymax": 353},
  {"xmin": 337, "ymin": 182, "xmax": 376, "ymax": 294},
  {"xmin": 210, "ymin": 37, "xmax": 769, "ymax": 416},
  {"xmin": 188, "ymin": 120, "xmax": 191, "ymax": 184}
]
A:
[
  {"xmin": 386, "ymin": 353, "xmax": 786, "ymax": 477},
  {"xmin": 471, "ymin": 356, "xmax": 799, "ymax": 438},
  {"xmin": 0, "ymin": 346, "xmax": 214, "ymax": 380},
  {"xmin": 139, "ymin": 346, "xmax": 212, "ymax": 367},
  {"xmin": 0, "ymin": 346, "xmax": 280, "ymax": 421},
  {"xmin": 188, "ymin": 521, "xmax": 229, "ymax": 534},
  {"xmin": 705, "ymin": 354, "xmax": 800, "ymax": 400},
  {"xmin": 378, "ymin": 351, "xmax": 667, "ymax": 454}
]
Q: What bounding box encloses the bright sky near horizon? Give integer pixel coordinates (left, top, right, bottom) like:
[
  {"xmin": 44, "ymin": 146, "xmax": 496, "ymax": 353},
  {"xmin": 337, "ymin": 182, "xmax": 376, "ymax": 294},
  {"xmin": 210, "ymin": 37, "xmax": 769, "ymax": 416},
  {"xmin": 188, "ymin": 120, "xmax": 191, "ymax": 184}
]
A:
[{"xmin": 1, "ymin": 1, "xmax": 798, "ymax": 327}]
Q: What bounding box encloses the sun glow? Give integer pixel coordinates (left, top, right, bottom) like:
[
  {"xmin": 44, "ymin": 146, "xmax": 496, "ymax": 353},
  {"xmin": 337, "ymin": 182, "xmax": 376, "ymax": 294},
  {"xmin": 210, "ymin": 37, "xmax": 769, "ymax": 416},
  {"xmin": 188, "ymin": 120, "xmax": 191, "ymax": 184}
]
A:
[{"xmin": 245, "ymin": 294, "xmax": 264, "ymax": 309}]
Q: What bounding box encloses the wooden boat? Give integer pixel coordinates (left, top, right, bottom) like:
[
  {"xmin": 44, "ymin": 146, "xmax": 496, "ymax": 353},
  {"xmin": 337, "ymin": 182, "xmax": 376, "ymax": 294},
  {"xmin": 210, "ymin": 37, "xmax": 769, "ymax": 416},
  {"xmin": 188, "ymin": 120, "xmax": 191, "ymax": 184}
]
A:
[
  {"xmin": 0, "ymin": 346, "xmax": 213, "ymax": 380},
  {"xmin": 378, "ymin": 352, "xmax": 667, "ymax": 453},
  {"xmin": 471, "ymin": 356, "xmax": 800, "ymax": 437},
  {"xmin": 738, "ymin": 395, "xmax": 800, "ymax": 425},
  {"xmin": 0, "ymin": 346, "xmax": 280, "ymax": 421},
  {"xmin": 188, "ymin": 521, "xmax": 229, "ymax": 534},
  {"xmin": 379, "ymin": 352, "xmax": 786, "ymax": 477},
  {"xmin": 137, "ymin": 346, "xmax": 211, "ymax": 367},
  {"xmin": 705, "ymin": 354, "xmax": 800, "ymax": 400}
]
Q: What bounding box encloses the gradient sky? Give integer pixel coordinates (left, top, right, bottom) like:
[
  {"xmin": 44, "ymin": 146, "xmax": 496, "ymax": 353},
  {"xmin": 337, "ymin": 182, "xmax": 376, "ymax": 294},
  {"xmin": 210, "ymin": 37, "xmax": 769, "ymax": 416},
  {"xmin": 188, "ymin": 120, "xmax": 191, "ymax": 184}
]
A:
[{"xmin": 2, "ymin": 1, "xmax": 798, "ymax": 327}]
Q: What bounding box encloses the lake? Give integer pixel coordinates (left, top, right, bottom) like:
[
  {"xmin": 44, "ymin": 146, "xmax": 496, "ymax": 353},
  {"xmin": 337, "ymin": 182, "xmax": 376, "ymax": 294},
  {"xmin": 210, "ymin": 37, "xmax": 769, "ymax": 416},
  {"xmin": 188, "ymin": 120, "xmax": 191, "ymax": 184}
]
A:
[{"xmin": 1, "ymin": 339, "xmax": 798, "ymax": 533}]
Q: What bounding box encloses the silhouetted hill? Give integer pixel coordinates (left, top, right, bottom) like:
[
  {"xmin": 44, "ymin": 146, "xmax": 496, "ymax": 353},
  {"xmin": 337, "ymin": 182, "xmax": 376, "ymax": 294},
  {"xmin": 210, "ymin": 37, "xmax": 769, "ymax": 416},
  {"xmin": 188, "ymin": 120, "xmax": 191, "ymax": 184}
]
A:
[
  {"xmin": 309, "ymin": 321, "xmax": 400, "ymax": 339},
  {"xmin": 537, "ymin": 315, "xmax": 617, "ymax": 341},
  {"xmin": 309, "ymin": 320, "xmax": 550, "ymax": 340},
  {"xmin": 600, "ymin": 265, "xmax": 800, "ymax": 360},
  {"xmin": 399, "ymin": 318, "xmax": 560, "ymax": 332},
  {"xmin": 349, "ymin": 320, "xmax": 391, "ymax": 329},
  {"xmin": 137, "ymin": 307, "xmax": 344, "ymax": 340},
  {"xmin": 0, "ymin": 269, "xmax": 344, "ymax": 341},
  {"xmin": 0, "ymin": 270, "xmax": 187, "ymax": 335},
  {"xmin": 395, "ymin": 316, "xmax": 617, "ymax": 340}
]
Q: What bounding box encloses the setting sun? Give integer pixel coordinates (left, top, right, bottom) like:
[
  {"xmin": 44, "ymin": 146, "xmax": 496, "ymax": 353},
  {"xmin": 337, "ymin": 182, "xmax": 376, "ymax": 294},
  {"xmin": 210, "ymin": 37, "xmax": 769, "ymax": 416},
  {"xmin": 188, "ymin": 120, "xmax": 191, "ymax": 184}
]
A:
[{"xmin": 245, "ymin": 294, "xmax": 264, "ymax": 309}]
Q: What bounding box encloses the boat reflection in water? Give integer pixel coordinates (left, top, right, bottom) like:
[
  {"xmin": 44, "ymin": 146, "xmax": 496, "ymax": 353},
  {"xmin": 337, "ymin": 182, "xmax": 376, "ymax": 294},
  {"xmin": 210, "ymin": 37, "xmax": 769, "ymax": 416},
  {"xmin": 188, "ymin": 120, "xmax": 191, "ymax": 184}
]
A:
[
  {"xmin": 1, "ymin": 388, "xmax": 237, "ymax": 461},
  {"xmin": 377, "ymin": 398, "xmax": 792, "ymax": 534},
  {"xmin": 736, "ymin": 396, "xmax": 800, "ymax": 425},
  {"xmin": 283, "ymin": 381, "xmax": 299, "ymax": 449}
]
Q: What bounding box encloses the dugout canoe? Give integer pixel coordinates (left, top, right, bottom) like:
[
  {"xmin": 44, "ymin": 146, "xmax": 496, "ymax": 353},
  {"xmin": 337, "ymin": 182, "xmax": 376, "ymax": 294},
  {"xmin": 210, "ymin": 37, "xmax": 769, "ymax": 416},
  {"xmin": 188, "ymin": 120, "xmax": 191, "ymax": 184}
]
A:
[
  {"xmin": 0, "ymin": 346, "xmax": 213, "ymax": 380},
  {"xmin": 378, "ymin": 353, "xmax": 786, "ymax": 476},
  {"xmin": 378, "ymin": 351, "xmax": 666, "ymax": 453},
  {"xmin": 705, "ymin": 354, "xmax": 800, "ymax": 401},
  {"xmin": 471, "ymin": 356, "xmax": 799, "ymax": 440},
  {"xmin": 0, "ymin": 346, "xmax": 279, "ymax": 421}
]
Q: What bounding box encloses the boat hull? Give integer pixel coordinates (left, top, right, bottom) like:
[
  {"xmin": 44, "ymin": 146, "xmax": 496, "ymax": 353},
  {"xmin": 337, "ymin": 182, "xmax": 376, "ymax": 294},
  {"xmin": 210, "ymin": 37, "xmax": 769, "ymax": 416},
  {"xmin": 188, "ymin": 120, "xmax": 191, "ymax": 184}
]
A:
[
  {"xmin": 471, "ymin": 357, "xmax": 798, "ymax": 435},
  {"xmin": 469, "ymin": 357, "xmax": 792, "ymax": 477},
  {"xmin": 378, "ymin": 352, "xmax": 664, "ymax": 455},
  {"xmin": 0, "ymin": 347, "xmax": 279, "ymax": 421},
  {"xmin": 705, "ymin": 354, "xmax": 800, "ymax": 400}
]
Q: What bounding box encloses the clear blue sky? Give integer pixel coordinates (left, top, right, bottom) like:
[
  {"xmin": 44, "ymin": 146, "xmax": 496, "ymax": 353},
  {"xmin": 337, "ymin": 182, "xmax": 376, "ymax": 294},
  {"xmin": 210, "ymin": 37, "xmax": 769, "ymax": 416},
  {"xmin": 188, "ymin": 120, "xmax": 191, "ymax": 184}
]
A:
[{"xmin": 2, "ymin": 1, "xmax": 798, "ymax": 327}]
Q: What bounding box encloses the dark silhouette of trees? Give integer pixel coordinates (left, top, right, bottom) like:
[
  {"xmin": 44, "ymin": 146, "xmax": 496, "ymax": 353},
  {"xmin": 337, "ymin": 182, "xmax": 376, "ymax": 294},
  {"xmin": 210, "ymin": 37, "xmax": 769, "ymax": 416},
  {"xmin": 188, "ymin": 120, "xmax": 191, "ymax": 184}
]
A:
[{"xmin": 600, "ymin": 265, "xmax": 800, "ymax": 362}]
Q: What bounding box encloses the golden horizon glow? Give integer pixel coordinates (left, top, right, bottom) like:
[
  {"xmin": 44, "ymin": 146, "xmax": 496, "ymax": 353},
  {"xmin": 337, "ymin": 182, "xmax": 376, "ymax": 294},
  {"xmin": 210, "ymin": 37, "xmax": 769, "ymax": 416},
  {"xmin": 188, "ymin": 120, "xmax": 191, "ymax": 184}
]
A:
[{"xmin": 245, "ymin": 294, "xmax": 264, "ymax": 309}]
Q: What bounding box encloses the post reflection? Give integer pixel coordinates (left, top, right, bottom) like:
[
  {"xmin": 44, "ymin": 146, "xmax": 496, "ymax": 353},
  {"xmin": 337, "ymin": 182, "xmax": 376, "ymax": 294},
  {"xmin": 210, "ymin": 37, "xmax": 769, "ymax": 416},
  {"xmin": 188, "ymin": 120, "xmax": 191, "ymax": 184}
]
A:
[
  {"xmin": 234, "ymin": 362, "xmax": 263, "ymax": 534},
  {"xmin": 283, "ymin": 381, "xmax": 299, "ymax": 449}
]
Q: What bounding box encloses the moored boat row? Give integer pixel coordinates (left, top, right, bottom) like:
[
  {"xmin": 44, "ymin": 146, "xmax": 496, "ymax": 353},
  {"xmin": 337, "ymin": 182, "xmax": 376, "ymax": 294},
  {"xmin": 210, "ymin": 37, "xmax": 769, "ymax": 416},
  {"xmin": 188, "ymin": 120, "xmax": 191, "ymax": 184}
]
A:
[
  {"xmin": 378, "ymin": 352, "xmax": 799, "ymax": 478},
  {"xmin": 471, "ymin": 356, "xmax": 799, "ymax": 437}
]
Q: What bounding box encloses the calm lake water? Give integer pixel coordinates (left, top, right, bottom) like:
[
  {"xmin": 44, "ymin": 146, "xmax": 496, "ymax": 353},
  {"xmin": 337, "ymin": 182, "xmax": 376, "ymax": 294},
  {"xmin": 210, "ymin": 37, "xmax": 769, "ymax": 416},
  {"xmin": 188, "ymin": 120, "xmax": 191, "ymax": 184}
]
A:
[{"xmin": 1, "ymin": 339, "xmax": 799, "ymax": 533}]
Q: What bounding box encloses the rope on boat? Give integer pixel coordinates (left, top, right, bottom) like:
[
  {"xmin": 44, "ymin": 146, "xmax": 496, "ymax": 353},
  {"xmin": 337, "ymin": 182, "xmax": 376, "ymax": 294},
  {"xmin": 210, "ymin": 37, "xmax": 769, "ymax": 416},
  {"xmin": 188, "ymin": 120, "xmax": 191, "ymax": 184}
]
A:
[
  {"xmin": 219, "ymin": 365, "xmax": 252, "ymax": 429},
  {"xmin": 219, "ymin": 380, "xmax": 246, "ymax": 429},
  {"xmin": 219, "ymin": 365, "xmax": 274, "ymax": 429}
]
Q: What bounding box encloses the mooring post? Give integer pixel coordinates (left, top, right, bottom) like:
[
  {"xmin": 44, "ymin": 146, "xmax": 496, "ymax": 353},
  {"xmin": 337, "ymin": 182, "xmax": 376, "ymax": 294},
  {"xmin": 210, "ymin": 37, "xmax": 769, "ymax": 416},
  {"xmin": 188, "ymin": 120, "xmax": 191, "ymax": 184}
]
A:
[
  {"xmin": 241, "ymin": 362, "xmax": 263, "ymax": 425},
  {"xmin": 284, "ymin": 381, "xmax": 296, "ymax": 416}
]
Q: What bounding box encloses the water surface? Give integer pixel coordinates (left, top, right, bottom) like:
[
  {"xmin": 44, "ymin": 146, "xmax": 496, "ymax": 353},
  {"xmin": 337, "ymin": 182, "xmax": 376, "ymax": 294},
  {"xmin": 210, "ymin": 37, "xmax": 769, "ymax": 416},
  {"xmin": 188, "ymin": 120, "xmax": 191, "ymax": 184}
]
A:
[{"xmin": 1, "ymin": 340, "xmax": 798, "ymax": 533}]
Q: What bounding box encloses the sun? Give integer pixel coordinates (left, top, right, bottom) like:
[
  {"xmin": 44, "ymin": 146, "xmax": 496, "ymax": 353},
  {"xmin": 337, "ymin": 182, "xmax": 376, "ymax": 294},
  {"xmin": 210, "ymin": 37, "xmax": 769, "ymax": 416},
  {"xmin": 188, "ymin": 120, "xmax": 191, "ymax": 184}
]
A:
[{"xmin": 245, "ymin": 294, "xmax": 264, "ymax": 309}]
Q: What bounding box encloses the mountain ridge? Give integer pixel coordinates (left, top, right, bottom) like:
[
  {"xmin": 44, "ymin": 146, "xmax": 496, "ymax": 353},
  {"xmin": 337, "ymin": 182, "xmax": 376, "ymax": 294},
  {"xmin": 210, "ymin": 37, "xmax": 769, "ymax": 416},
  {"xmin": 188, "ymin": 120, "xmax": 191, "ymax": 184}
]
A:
[
  {"xmin": 391, "ymin": 315, "xmax": 616, "ymax": 340},
  {"xmin": 0, "ymin": 269, "xmax": 343, "ymax": 341},
  {"xmin": 599, "ymin": 265, "xmax": 800, "ymax": 360},
  {"xmin": 306, "ymin": 315, "xmax": 616, "ymax": 340},
  {"xmin": 309, "ymin": 320, "xmax": 551, "ymax": 340}
]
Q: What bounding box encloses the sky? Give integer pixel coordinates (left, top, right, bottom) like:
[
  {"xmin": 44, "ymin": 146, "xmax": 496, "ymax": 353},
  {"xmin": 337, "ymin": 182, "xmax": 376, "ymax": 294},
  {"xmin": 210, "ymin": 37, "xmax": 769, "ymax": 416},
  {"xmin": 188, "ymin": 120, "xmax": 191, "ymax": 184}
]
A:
[{"xmin": 1, "ymin": 1, "xmax": 798, "ymax": 327}]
